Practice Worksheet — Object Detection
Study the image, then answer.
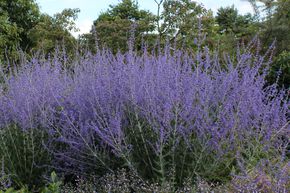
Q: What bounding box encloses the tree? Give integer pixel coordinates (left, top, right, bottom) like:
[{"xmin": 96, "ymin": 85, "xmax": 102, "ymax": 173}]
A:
[
  {"xmin": 216, "ymin": 6, "xmax": 239, "ymax": 34},
  {"xmin": 0, "ymin": 11, "xmax": 21, "ymax": 62},
  {"xmin": 214, "ymin": 5, "xmax": 257, "ymax": 58},
  {"xmin": 161, "ymin": 0, "xmax": 207, "ymax": 42},
  {"xmin": 246, "ymin": 0, "xmax": 290, "ymax": 52},
  {"xmin": 151, "ymin": 0, "xmax": 218, "ymax": 50},
  {"xmin": 28, "ymin": 8, "xmax": 80, "ymax": 55},
  {"xmin": 0, "ymin": 0, "xmax": 40, "ymax": 62},
  {"xmin": 267, "ymin": 0, "xmax": 290, "ymax": 52},
  {"xmin": 88, "ymin": 0, "xmax": 156, "ymax": 53},
  {"xmin": 216, "ymin": 5, "xmax": 256, "ymax": 38},
  {"xmin": 247, "ymin": 0, "xmax": 290, "ymax": 87},
  {"xmin": 1, "ymin": 0, "xmax": 40, "ymax": 50},
  {"xmin": 0, "ymin": 0, "xmax": 80, "ymax": 64}
]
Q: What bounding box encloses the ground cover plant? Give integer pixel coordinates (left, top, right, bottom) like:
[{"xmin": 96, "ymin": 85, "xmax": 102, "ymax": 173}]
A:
[{"xmin": 0, "ymin": 35, "xmax": 289, "ymax": 192}]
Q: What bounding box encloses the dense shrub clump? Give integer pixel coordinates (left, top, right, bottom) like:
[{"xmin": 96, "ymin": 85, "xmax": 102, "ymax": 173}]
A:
[{"xmin": 0, "ymin": 38, "xmax": 289, "ymax": 191}]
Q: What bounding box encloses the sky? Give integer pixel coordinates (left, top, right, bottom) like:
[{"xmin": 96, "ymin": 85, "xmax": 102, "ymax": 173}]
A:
[{"xmin": 36, "ymin": 0, "xmax": 254, "ymax": 37}]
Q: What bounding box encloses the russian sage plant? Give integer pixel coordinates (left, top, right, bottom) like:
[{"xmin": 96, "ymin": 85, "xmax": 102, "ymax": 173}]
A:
[{"xmin": 0, "ymin": 37, "xmax": 288, "ymax": 188}]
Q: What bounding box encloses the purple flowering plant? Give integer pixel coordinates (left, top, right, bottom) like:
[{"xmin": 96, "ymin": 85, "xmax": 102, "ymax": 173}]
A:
[{"xmin": 0, "ymin": 34, "xmax": 288, "ymax": 189}]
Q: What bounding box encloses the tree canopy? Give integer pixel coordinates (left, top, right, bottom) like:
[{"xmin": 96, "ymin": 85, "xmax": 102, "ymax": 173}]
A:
[
  {"xmin": 89, "ymin": 0, "xmax": 155, "ymax": 53},
  {"xmin": 0, "ymin": 0, "xmax": 79, "ymax": 63},
  {"xmin": 28, "ymin": 8, "xmax": 80, "ymax": 55},
  {"xmin": 0, "ymin": 0, "xmax": 40, "ymax": 61},
  {"xmin": 0, "ymin": 0, "xmax": 289, "ymax": 87}
]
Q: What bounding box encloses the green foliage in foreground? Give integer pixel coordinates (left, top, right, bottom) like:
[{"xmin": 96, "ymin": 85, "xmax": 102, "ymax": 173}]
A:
[
  {"xmin": 0, "ymin": 172, "xmax": 61, "ymax": 193},
  {"xmin": 0, "ymin": 124, "xmax": 51, "ymax": 191},
  {"xmin": 0, "ymin": 124, "xmax": 288, "ymax": 192}
]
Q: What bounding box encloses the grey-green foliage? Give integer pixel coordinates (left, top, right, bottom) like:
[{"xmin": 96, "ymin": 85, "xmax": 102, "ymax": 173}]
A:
[
  {"xmin": 122, "ymin": 110, "xmax": 234, "ymax": 189},
  {"xmin": 0, "ymin": 124, "xmax": 51, "ymax": 191}
]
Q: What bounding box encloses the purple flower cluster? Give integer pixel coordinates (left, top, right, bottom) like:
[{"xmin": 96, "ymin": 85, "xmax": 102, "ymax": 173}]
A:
[
  {"xmin": 232, "ymin": 159, "xmax": 290, "ymax": 192},
  {"xmin": 0, "ymin": 38, "xmax": 288, "ymax": 182}
]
